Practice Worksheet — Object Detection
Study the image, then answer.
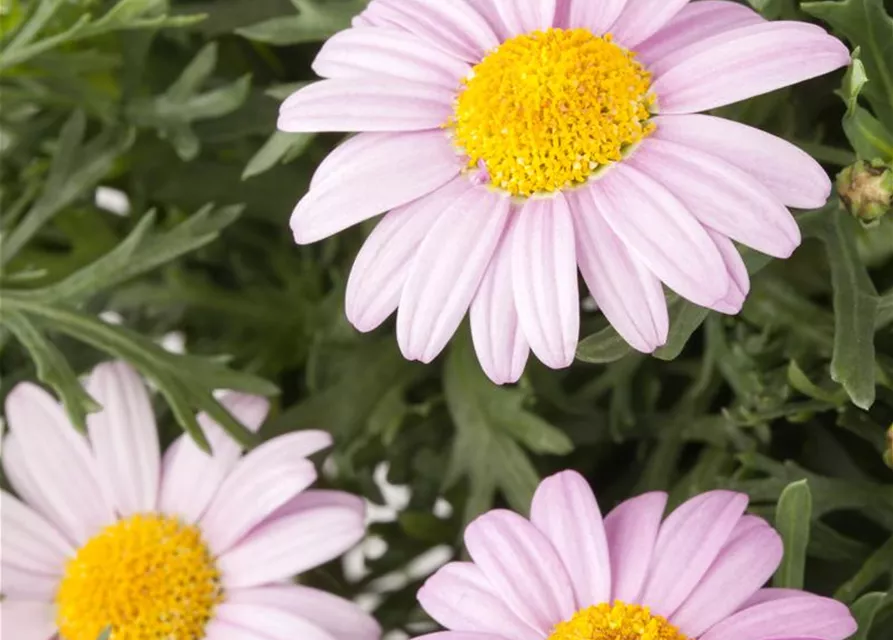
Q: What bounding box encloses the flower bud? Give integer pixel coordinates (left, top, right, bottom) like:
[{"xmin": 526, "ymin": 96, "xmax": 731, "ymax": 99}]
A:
[{"xmin": 837, "ymin": 159, "xmax": 893, "ymax": 226}]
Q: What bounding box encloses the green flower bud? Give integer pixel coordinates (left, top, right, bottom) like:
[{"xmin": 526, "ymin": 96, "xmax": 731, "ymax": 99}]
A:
[{"xmin": 837, "ymin": 159, "xmax": 893, "ymax": 226}]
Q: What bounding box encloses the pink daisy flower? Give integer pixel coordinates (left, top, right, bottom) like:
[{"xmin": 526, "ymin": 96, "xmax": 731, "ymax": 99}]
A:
[
  {"xmin": 0, "ymin": 362, "xmax": 380, "ymax": 640},
  {"xmin": 278, "ymin": 0, "xmax": 850, "ymax": 384},
  {"xmin": 416, "ymin": 470, "xmax": 857, "ymax": 640}
]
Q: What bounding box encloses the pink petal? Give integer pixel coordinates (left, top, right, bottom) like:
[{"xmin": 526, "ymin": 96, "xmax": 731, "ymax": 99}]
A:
[
  {"xmin": 512, "ymin": 195, "xmax": 579, "ymax": 370},
  {"xmin": 226, "ymin": 585, "xmax": 381, "ymax": 640},
  {"xmin": 277, "ymin": 78, "xmax": 453, "ymax": 133},
  {"xmin": 639, "ymin": 491, "xmax": 749, "ymax": 617},
  {"xmin": 652, "ymin": 114, "xmax": 832, "ymax": 209},
  {"xmin": 470, "ymin": 215, "xmax": 530, "ymax": 385},
  {"xmin": 595, "ymin": 164, "xmax": 729, "ymax": 309},
  {"xmin": 1, "ymin": 491, "xmax": 73, "ymax": 575},
  {"xmin": 0, "ymin": 564, "xmax": 59, "ymax": 599},
  {"xmin": 85, "ymin": 362, "xmax": 160, "ymax": 516},
  {"xmin": 652, "ymin": 22, "xmax": 850, "ymax": 114},
  {"xmin": 418, "ymin": 562, "xmax": 541, "ymax": 640},
  {"xmin": 158, "ymin": 393, "xmax": 271, "ymax": 523},
  {"xmin": 529, "ymin": 471, "xmax": 611, "ymax": 608},
  {"xmin": 413, "ymin": 635, "xmax": 507, "ymax": 640},
  {"xmin": 630, "ymin": 136, "xmax": 800, "ymax": 258},
  {"xmin": 347, "ymin": 177, "xmax": 473, "ymax": 332},
  {"xmin": 310, "ymin": 132, "xmax": 390, "ymax": 190},
  {"xmin": 354, "ymin": 0, "xmax": 499, "ymax": 63},
  {"xmin": 218, "ymin": 503, "xmax": 364, "ymax": 588},
  {"xmin": 313, "ymin": 27, "xmax": 471, "ymax": 88},
  {"xmin": 199, "ymin": 433, "xmax": 321, "ymax": 555},
  {"xmin": 267, "ymin": 489, "xmax": 366, "ymax": 522},
  {"xmin": 1, "ymin": 435, "xmax": 58, "ymax": 534},
  {"xmin": 603, "ymin": 492, "xmax": 667, "ymax": 603},
  {"xmin": 610, "ymin": 0, "xmax": 691, "ymax": 48},
  {"xmin": 563, "ymin": 0, "xmax": 626, "ymax": 34},
  {"xmin": 570, "ymin": 187, "xmax": 668, "ymax": 354},
  {"xmin": 291, "ymin": 130, "xmax": 460, "ymax": 244},
  {"xmin": 636, "ymin": 1, "xmax": 763, "ymax": 68},
  {"xmin": 492, "ymin": 0, "xmax": 556, "ymax": 35},
  {"xmin": 466, "ymin": 0, "xmax": 511, "ymax": 38},
  {"xmin": 3, "ymin": 383, "xmax": 114, "ymax": 545},
  {"xmin": 464, "ymin": 509, "xmax": 576, "ymax": 634},
  {"xmin": 204, "ymin": 620, "xmax": 271, "ymax": 640},
  {"xmin": 215, "ymin": 603, "xmax": 336, "ymax": 640},
  {"xmin": 0, "ymin": 600, "xmax": 56, "ymax": 640},
  {"xmin": 670, "ymin": 523, "xmax": 783, "ymax": 636},
  {"xmin": 397, "ymin": 187, "xmax": 511, "ymax": 363},
  {"xmin": 740, "ymin": 588, "xmax": 804, "ymax": 610},
  {"xmin": 706, "ymin": 229, "xmax": 750, "ymax": 315},
  {"xmin": 700, "ymin": 595, "xmax": 857, "ymax": 640}
]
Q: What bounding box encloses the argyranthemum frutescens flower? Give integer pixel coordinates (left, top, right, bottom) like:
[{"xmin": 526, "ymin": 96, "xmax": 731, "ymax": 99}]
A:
[
  {"xmin": 0, "ymin": 362, "xmax": 381, "ymax": 640},
  {"xmin": 278, "ymin": 0, "xmax": 850, "ymax": 384},
  {"xmin": 416, "ymin": 470, "xmax": 856, "ymax": 640}
]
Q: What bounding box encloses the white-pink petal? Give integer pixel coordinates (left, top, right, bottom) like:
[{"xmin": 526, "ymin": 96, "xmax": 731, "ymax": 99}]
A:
[
  {"xmin": 313, "ymin": 27, "xmax": 470, "ymax": 88},
  {"xmin": 86, "ymin": 361, "xmax": 160, "ymax": 517},
  {"xmin": 0, "ymin": 600, "xmax": 56, "ymax": 640},
  {"xmin": 512, "ymin": 196, "xmax": 579, "ymax": 370},
  {"xmin": 706, "ymin": 229, "xmax": 750, "ymax": 316},
  {"xmin": 291, "ymin": 130, "xmax": 460, "ymax": 244},
  {"xmin": 570, "ymin": 187, "xmax": 668, "ymax": 354},
  {"xmin": 226, "ymin": 585, "xmax": 381, "ymax": 640},
  {"xmin": 0, "ymin": 564, "xmax": 58, "ymax": 599},
  {"xmin": 4, "ymin": 383, "xmax": 114, "ymax": 545},
  {"xmin": 492, "ymin": 0, "xmax": 556, "ymax": 35},
  {"xmin": 596, "ymin": 164, "xmax": 729, "ymax": 309},
  {"xmin": 347, "ymin": 177, "xmax": 472, "ymax": 332},
  {"xmin": 636, "ymin": 1, "xmax": 763, "ymax": 68},
  {"xmin": 652, "ymin": 114, "xmax": 832, "ymax": 209},
  {"xmin": 1, "ymin": 491, "xmax": 72, "ymax": 575},
  {"xmin": 215, "ymin": 603, "xmax": 337, "ymax": 640},
  {"xmin": 218, "ymin": 503, "xmax": 365, "ymax": 588},
  {"xmin": 565, "ymin": 0, "xmax": 626, "ymax": 34},
  {"xmin": 398, "ymin": 187, "xmax": 511, "ymax": 364},
  {"xmin": 418, "ymin": 562, "xmax": 542, "ymax": 640},
  {"xmin": 530, "ymin": 471, "xmax": 611, "ymax": 609},
  {"xmin": 631, "ymin": 136, "xmax": 800, "ymax": 258},
  {"xmin": 464, "ymin": 509, "xmax": 576, "ymax": 635},
  {"xmin": 158, "ymin": 393, "xmax": 270, "ymax": 523},
  {"xmin": 640, "ymin": 491, "xmax": 749, "ymax": 617},
  {"xmin": 470, "ymin": 216, "xmax": 529, "ymax": 385},
  {"xmin": 700, "ymin": 595, "xmax": 857, "ymax": 640},
  {"xmin": 610, "ymin": 0, "xmax": 691, "ymax": 48},
  {"xmin": 652, "ymin": 22, "xmax": 850, "ymax": 114},
  {"xmin": 604, "ymin": 491, "xmax": 667, "ymax": 603},
  {"xmin": 278, "ymin": 78, "xmax": 453, "ymax": 133}
]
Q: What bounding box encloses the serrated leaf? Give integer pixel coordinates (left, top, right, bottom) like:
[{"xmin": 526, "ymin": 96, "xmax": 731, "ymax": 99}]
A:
[
  {"xmin": 773, "ymin": 479, "xmax": 813, "ymax": 589},
  {"xmin": 236, "ymin": 0, "xmax": 367, "ymax": 45}
]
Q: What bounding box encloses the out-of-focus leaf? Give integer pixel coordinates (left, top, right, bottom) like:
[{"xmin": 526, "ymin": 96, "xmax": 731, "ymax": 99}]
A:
[
  {"xmin": 576, "ymin": 325, "xmax": 632, "ymax": 363},
  {"xmin": 1, "ymin": 309, "xmax": 100, "ymax": 431},
  {"xmin": 243, "ymin": 131, "xmax": 315, "ymax": 179},
  {"xmin": 236, "ymin": 0, "xmax": 366, "ymax": 45},
  {"xmin": 835, "ymin": 535, "xmax": 893, "ymax": 603},
  {"xmin": 848, "ymin": 591, "xmax": 891, "ymax": 639},
  {"xmin": 804, "ymin": 0, "xmax": 893, "ymax": 128},
  {"xmin": 773, "ymin": 479, "xmax": 813, "ymax": 589}
]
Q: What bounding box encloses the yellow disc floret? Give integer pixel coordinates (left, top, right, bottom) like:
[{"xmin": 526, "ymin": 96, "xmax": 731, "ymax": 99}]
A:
[
  {"xmin": 450, "ymin": 28, "xmax": 655, "ymax": 197},
  {"xmin": 56, "ymin": 514, "xmax": 222, "ymax": 640},
  {"xmin": 549, "ymin": 602, "xmax": 687, "ymax": 640}
]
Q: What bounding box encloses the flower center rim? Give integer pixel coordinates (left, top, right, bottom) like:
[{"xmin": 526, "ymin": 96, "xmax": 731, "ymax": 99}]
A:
[
  {"xmin": 449, "ymin": 27, "xmax": 656, "ymax": 198},
  {"xmin": 55, "ymin": 513, "xmax": 222, "ymax": 640},
  {"xmin": 548, "ymin": 601, "xmax": 688, "ymax": 640}
]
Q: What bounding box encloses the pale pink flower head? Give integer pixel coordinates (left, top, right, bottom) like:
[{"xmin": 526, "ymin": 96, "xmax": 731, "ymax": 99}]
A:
[
  {"xmin": 416, "ymin": 470, "xmax": 856, "ymax": 640},
  {"xmin": 279, "ymin": 0, "xmax": 849, "ymax": 384},
  {"xmin": 0, "ymin": 362, "xmax": 380, "ymax": 640}
]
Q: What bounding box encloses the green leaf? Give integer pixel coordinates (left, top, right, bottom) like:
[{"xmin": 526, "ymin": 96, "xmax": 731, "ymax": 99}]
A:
[
  {"xmin": 835, "ymin": 534, "xmax": 893, "ymax": 603},
  {"xmin": 444, "ymin": 328, "xmax": 572, "ymax": 521},
  {"xmin": 840, "ymin": 50, "xmax": 869, "ymax": 116},
  {"xmin": 243, "ymin": 131, "xmax": 315, "ymax": 180},
  {"xmin": 819, "ymin": 209, "xmax": 880, "ymax": 409},
  {"xmin": 576, "ymin": 324, "xmax": 632, "ymax": 363},
  {"xmin": 804, "ymin": 0, "xmax": 893, "ymax": 128},
  {"xmin": 848, "ymin": 591, "xmax": 892, "ymax": 640},
  {"xmin": 236, "ymin": 0, "xmax": 367, "ymax": 44},
  {"xmin": 1, "ymin": 309, "xmax": 100, "ymax": 431},
  {"xmin": 844, "ymin": 105, "xmax": 893, "ymax": 160},
  {"xmin": 773, "ymin": 479, "xmax": 813, "ymax": 589}
]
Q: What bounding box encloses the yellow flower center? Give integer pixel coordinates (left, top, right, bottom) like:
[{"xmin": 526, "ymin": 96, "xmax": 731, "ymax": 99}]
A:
[
  {"xmin": 56, "ymin": 514, "xmax": 222, "ymax": 640},
  {"xmin": 549, "ymin": 602, "xmax": 687, "ymax": 640},
  {"xmin": 450, "ymin": 28, "xmax": 655, "ymax": 197}
]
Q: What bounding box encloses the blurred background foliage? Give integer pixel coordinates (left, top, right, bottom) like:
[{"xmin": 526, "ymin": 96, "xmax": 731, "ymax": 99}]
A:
[{"xmin": 0, "ymin": 0, "xmax": 891, "ymax": 638}]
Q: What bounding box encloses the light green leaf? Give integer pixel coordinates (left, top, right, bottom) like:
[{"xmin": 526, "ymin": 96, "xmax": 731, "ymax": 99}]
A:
[
  {"xmin": 236, "ymin": 0, "xmax": 367, "ymax": 45},
  {"xmin": 576, "ymin": 324, "xmax": 632, "ymax": 364},
  {"xmin": 835, "ymin": 535, "xmax": 893, "ymax": 603},
  {"xmin": 1, "ymin": 309, "xmax": 100, "ymax": 431},
  {"xmin": 243, "ymin": 131, "xmax": 315, "ymax": 179},
  {"xmin": 840, "ymin": 50, "xmax": 869, "ymax": 116},
  {"xmin": 773, "ymin": 479, "xmax": 813, "ymax": 589},
  {"xmin": 844, "ymin": 105, "xmax": 893, "ymax": 160},
  {"xmin": 848, "ymin": 591, "xmax": 891, "ymax": 640},
  {"xmin": 804, "ymin": 0, "xmax": 893, "ymax": 128}
]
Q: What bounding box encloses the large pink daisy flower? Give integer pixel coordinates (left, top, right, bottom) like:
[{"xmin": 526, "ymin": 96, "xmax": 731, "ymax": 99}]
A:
[
  {"xmin": 0, "ymin": 362, "xmax": 380, "ymax": 640},
  {"xmin": 416, "ymin": 470, "xmax": 857, "ymax": 640},
  {"xmin": 278, "ymin": 0, "xmax": 849, "ymax": 384}
]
